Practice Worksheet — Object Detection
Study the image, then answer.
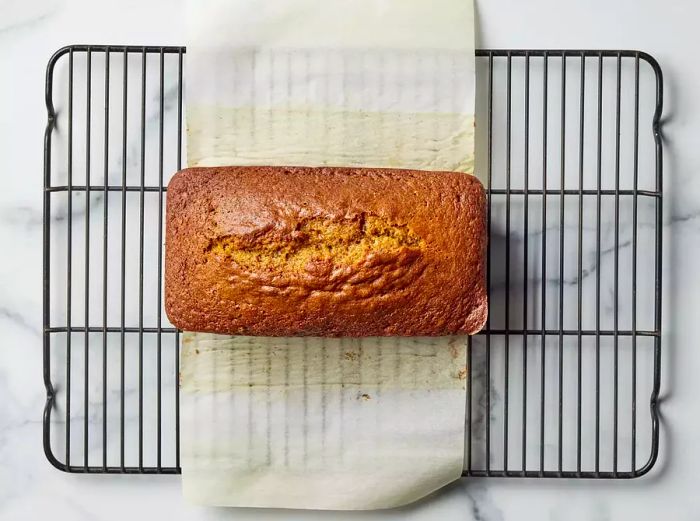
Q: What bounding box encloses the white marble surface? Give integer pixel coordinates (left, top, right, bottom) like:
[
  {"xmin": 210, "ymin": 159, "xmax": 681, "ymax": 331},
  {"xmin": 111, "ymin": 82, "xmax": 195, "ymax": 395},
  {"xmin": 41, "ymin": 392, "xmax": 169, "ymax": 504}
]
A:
[{"xmin": 1, "ymin": 0, "xmax": 699, "ymax": 519}]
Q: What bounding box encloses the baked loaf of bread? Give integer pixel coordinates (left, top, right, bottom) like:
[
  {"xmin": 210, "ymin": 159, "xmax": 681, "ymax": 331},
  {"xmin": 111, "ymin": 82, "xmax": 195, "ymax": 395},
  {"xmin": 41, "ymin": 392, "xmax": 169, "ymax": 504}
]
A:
[{"xmin": 165, "ymin": 166, "xmax": 487, "ymax": 337}]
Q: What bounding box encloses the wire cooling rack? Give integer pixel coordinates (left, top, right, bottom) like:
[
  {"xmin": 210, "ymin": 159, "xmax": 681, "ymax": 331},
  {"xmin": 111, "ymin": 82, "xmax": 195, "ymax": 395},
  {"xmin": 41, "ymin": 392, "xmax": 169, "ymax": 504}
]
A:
[{"xmin": 43, "ymin": 46, "xmax": 663, "ymax": 478}]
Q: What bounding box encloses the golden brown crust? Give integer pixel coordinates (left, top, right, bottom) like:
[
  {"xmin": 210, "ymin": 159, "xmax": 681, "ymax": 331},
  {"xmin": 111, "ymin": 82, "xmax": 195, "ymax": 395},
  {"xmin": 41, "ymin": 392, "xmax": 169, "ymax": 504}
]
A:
[{"xmin": 165, "ymin": 166, "xmax": 487, "ymax": 336}]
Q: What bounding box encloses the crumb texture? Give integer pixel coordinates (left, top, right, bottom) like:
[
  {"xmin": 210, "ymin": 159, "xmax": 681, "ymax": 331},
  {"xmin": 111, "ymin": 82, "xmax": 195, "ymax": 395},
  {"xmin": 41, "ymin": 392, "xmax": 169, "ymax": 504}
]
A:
[{"xmin": 206, "ymin": 214, "xmax": 423, "ymax": 281}]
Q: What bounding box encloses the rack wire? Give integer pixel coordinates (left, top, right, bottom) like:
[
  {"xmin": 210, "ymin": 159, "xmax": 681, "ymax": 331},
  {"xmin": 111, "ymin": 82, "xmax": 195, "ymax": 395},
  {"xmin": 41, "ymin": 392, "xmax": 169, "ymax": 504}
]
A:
[{"xmin": 43, "ymin": 46, "xmax": 663, "ymax": 478}]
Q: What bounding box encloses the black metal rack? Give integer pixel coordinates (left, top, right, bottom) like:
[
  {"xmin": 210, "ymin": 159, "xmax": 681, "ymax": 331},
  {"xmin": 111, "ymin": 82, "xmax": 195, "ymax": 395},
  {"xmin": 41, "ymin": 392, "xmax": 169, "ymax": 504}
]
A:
[{"xmin": 43, "ymin": 46, "xmax": 663, "ymax": 478}]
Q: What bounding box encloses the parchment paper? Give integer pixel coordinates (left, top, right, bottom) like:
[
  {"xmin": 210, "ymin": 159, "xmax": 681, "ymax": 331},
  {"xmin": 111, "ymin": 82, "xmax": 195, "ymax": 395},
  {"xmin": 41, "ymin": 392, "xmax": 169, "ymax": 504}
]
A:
[
  {"xmin": 181, "ymin": 334, "xmax": 468, "ymax": 510},
  {"xmin": 181, "ymin": 0, "xmax": 476, "ymax": 509}
]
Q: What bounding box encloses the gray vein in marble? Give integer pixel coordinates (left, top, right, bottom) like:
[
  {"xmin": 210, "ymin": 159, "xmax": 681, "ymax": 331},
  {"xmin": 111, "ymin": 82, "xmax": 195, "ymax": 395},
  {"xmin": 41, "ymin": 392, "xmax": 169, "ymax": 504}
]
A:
[
  {"xmin": 119, "ymin": 84, "xmax": 180, "ymax": 171},
  {"xmin": 0, "ymin": 193, "xmax": 104, "ymax": 231},
  {"xmin": 0, "ymin": 1, "xmax": 60, "ymax": 35},
  {"xmin": 0, "ymin": 305, "xmax": 38, "ymax": 336},
  {"xmin": 10, "ymin": 85, "xmax": 180, "ymax": 232},
  {"xmin": 559, "ymin": 236, "xmax": 632, "ymax": 287},
  {"xmin": 62, "ymin": 496, "xmax": 102, "ymax": 521},
  {"xmin": 487, "ymin": 212, "xmax": 670, "ymax": 291},
  {"xmin": 465, "ymin": 482, "xmax": 504, "ymax": 521},
  {"xmin": 0, "ymin": 205, "xmax": 50, "ymax": 228},
  {"xmin": 0, "ymin": 417, "xmax": 44, "ymax": 434},
  {"xmin": 669, "ymin": 207, "xmax": 700, "ymax": 226}
]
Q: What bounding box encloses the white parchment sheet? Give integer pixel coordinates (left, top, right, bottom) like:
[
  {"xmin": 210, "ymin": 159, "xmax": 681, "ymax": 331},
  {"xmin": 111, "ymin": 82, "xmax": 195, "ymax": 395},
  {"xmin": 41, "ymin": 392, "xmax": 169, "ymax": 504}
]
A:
[
  {"xmin": 180, "ymin": 335, "xmax": 468, "ymax": 510},
  {"xmin": 181, "ymin": 0, "xmax": 476, "ymax": 509}
]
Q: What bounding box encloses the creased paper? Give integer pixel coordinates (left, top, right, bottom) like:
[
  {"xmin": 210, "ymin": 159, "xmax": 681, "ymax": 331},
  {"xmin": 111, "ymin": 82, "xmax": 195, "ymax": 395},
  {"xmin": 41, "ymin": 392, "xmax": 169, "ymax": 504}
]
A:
[
  {"xmin": 185, "ymin": 0, "xmax": 476, "ymax": 174},
  {"xmin": 182, "ymin": 0, "xmax": 475, "ymax": 510},
  {"xmin": 181, "ymin": 334, "xmax": 468, "ymax": 510}
]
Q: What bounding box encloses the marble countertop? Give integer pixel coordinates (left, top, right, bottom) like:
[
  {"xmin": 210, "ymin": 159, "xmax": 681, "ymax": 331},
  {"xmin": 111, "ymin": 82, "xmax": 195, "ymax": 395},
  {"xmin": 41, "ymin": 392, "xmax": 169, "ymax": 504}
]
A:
[{"xmin": 2, "ymin": 0, "xmax": 699, "ymax": 519}]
